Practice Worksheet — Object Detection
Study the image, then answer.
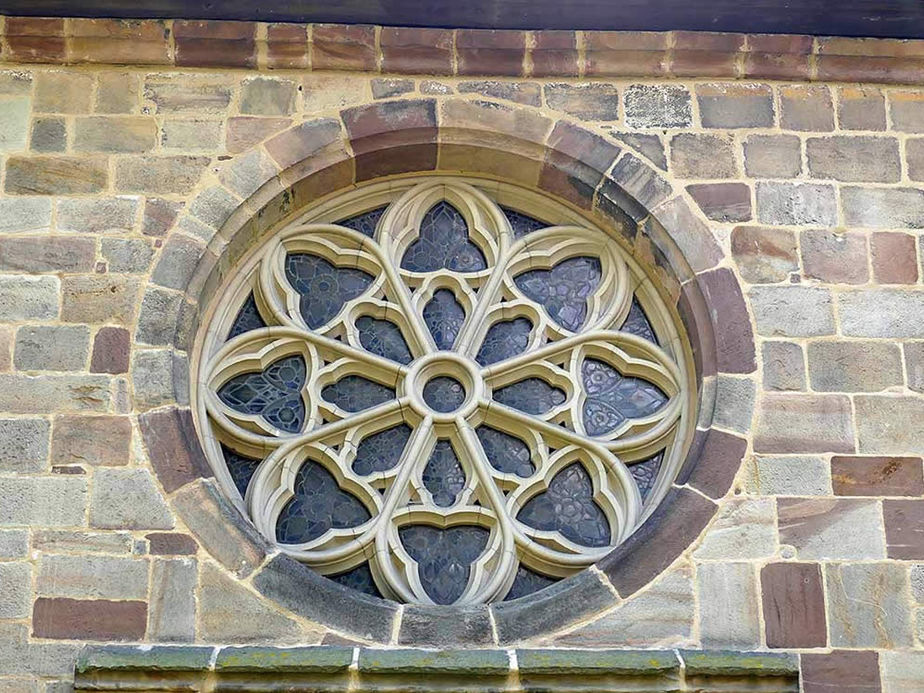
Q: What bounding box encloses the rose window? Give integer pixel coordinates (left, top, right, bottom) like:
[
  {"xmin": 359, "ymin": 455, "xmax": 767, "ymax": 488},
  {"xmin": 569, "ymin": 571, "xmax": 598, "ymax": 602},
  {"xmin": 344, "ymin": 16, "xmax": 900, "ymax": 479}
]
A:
[{"xmin": 195, "ymin": 177, "xmax": 693, "ymax": 606}]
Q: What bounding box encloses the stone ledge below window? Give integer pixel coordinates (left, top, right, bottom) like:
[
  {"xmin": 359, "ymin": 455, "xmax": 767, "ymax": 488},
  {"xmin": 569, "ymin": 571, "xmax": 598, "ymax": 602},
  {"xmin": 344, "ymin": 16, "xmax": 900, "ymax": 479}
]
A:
[{"xmin": 75, "ymin": 644, "xmax": 799, "ymax": 692}]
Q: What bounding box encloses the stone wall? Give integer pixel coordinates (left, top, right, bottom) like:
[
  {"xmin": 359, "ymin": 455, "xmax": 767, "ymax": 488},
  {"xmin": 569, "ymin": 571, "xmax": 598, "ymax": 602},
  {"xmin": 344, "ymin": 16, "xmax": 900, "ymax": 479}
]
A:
[{"xmin": 0, "ymin": 16, "xmax": 923, "ymax": 693}]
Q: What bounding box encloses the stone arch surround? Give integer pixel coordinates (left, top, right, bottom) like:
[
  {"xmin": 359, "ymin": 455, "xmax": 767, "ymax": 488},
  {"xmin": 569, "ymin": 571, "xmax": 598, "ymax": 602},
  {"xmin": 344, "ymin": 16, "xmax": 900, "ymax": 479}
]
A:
[{"xmin": 135, "ymin": 96, "xmax": 755, "ymax": 645}]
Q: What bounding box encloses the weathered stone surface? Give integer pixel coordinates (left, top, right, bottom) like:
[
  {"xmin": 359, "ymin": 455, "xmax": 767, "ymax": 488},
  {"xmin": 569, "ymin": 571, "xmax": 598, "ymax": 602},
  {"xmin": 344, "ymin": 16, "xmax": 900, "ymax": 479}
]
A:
[
  {"xmin": 32, "ymin": 530, "xmax": 132, "ymax": 555},
  {"xmin": 0, "ymin": 476, "xmax": 87, "ymax": 526},
  {"xmin": 871, "ymin": 232, "xmax": 919, "ymax": 284},
  {"xmin": 713, "ymin": 376, "xmax": 755, "ymax": 433},
  {"xmin": 623, "ymin": 84, "xmax": 691, "ymax": 128},
  {"xmin": 0, "ymin": 97, "xmax": 29, "ymax": 151},
  {"xmin": 694, "ymin": 498, "xmax": 775, "ymax": 559},
  {"xmin": 14, "ymin": 325, "xmax": 89, "ymax": 372},
  {"xmin": 189, "ymin": 185, "xmax": 241, "ymax": 230},
  {"xmin": 33, "ymin": 597, "xmax": 146, "ymax": 641},
  {"xmin": 890, "ymin": 91, "xmax": 924, "ymax": 133},
  {"xmin": 697, "ymin": 83, "xmax": 774, "ymax": 128},
  {"xmin": 240, "ymin": 76, "xmax": 297, "ymax": 115},
  {"xmin": 910, "ymin": 139, "xmax": 924, "ymax": 182},
  {"xmin": 131, "ymin": 349, "xmax": 175, "ymax": 410},
  {"xmin": 856, "ymin": 396, "xmax": 924, "ymax": 455},
  {"xmin": 37, "ymin": 554, "xmax": 148, "ymax": 599},
  {"xmin": 729, "ymin": 226, "xmax": 797, "ymax": 284},
  {"xmin": 554, "ymin": 564, "xmax": 693, "ymax": 647},
  {"xmin": 808, "ymin": 341, "xmax": 903, "ymax": 392},
  {"xmin": 802, "ymin": 650, "xmax": 881, "ymax": 693},
  {"xmin": 90, "ymin": 327, "xmax": 131, "ymax": 375},
  {"xmin": 34, "ymin": 72, "xmax": 93, "ymax": 113},
  {"xmin": 90, "ymin": 468, "xmax": 173, "ymax": 530},
  {"xmin": 0, "ymin": 418, "xmax": 50, "ymax": 473},
  {"xmin": 139, "ymin": 408, "xmax": 211, "ymax": 493},
  {"xmin": 670, "ymin": 133, "xmax": 737, "ymax": 178},
  {"xmin": 0, "ymin": 197, "xmax": 53, "ymax": 233},
  {"xmin": 832, "ymin": 456, "xmax": 924, "ymax": 496},
  {"xmin": 61, "ymin": 275, "xmax": 140, "ymax": 326},
  {"xmin": 99, "ymin": 238, "xmax": 153, "ymax": 274},
  {"xmin": 371, "ymin": 78, "xmax": 414, "ymax": 99},
  {"xmin": 842, "ymin": 186, "xmax": 924, "ymax": 228},
  {"xmin": 58, "ymin": 196, "xmax": 138, "ymax": 234},
  {"xmin": 743, "ymin": 134, "xmax": 801, "ymax": 178},
  {"xmin": 761, "ymin": 562, "xmax": 827, "ymax": 648},
  {"xmin": 801, "ymin": 229, "xmax": 869, "ymax": 284},
  {"xmin": 151, "ymin": 234, "xmax": 207, "ymax": 291},
  {"xmin": 807, "ymin": 136, "xmax": 901, "ymax": 182},
  {"xmin": 607, "ymin": 153, "xmax": 672, "ymax": 210},
  {"xmin": 74, "ymin": 116, "xmax": 157, "ymax": 152},
  {"xmin": 115, "ymin": 155, "xmax": 209, "ymax": 194},
  {"xmin": 840, "ymin": 290, "xmax": 924, "ymax": 338},
  {"xmin": 148, "ymin": 558, "xmax": 197, "ymax": 642},
  {"xmin": 826, "ymin": 562, "xmax": 911, "ymax": 648},
  {"xmin": 884, "ymin": 500, "xmax": 924, "ymax": 560},
  {"xmin": 697, "ymin": 562, "xmax": 760, "ymax": 648},
  {"xmin": 0, "ymin": 562, "xmax": 32, "ymax": 618},
  {"xmin": 679, "ymin": 428, "xmax": 747, "ymax": 499},
  {"xmin": 838, "ymin": 86, "xmax": 886, "ymax": 130},
  {"xmin": 692, "ymin": 268, "xmax": 755, "ymax": 373},
  {"xmin": 762, "ymin": 341, "xmax": 806, "ymax": 391},
  {"xmin": 0, "ymin": 374, "xmax": 110, "ymax": 414},
  {"xmin": 5, "ymin": 156, "xmax": 108, "ymax": 194},
  {"xmin": 749, "ymin": 286, "xmax": 834, "ymax": 337},
  {"xmin": 147, "ymin": 532, "xmax": 198, "ymax": 555},
  {"xmin": 907, "ymin": 342, "xmax": 924, "ymax": 393},
  {"xmin": 399, "ymin": 605, "xmax": 493, "ymax": 647},
  {"xmin": 459, "ymin": 80, "xmax": 540, "ymax": 107},
  {"xmin": 778, "ymin": 498, "xmax": 885, "ymax": 559},
  {"xmin": 756, "ymin": 181, "xmax": 838, "ymax": 226},
  {"xmin": 31, "ymin": 116, "xmax": 66, "ymax": 152},
  {"xmin": 51, "ymin": 414, "xmax": 131, "ymax": 466},
  {"xmin": 142, "ymin": 197, "xmax": 183, "ymax": 237},
  {"xmin": 0, "ymin": 236, "xmax": 96, "ymax": 273},
  {"xmin": 882, "ymin": 651, "xmax": 924, "ymax": 692},
  {"xmin": 544, "ymin": 82, "xmax": 618, "ymax": 120},
  {"xmin": 0, "ymin": 529, "xmax": 28, "ymax": 558},
  {"xmin": 755, "ymin": 393, "xmax": 854, "ymax": 453},
  {"xmin": 144, "ymin": 77, "xmax": 232, "ymax": 113},
  {"xmin": 686, "ymin": 182, "xmax": 751, "ymax": 222},
  {"xmin": 611, "ymin": 132, "xmax": 667, "ymax": 170},
  {"xmin": 780, "ymin": 85, "xmax": 834, "ymax": 131},
  {"xmin": 97, "ymin": 72, "xmax": 140, "ymax": 113},
  {"xmin": 160, "ymin": 118, "xmax": 223, "ymax": 151}
]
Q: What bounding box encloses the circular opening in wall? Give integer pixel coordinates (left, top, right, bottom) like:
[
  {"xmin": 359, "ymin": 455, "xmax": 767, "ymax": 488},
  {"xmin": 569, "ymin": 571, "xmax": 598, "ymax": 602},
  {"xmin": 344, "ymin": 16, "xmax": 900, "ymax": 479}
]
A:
[{"xmin": 192, "ymin": 175, "xmax": 698, "ymax": 608}]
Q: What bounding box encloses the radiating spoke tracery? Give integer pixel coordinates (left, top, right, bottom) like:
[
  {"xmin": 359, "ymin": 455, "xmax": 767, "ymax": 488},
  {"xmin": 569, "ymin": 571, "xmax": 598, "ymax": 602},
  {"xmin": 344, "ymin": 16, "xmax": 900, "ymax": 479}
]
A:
[{"xmin": 198, "ymin": 177, "xmax": 691, "ymax": 605}]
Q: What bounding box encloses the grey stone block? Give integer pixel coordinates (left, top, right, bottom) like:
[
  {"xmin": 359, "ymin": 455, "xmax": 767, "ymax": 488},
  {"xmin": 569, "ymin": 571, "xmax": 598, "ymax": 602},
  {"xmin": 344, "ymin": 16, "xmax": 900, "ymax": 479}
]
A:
[
  {"xmin": 151, "ymin": 234, "xmax": 206, "ymax": 291},
  {"xmin": 0, "ymin": 562, "xmax": 31, "ymax": 618},
  {"xmin": 697, "ymin": 562, "xmax": 760, "ymax": 649},
  {"xmin": 148, "ymin": 558, "xmax": 197, "ymax": 642},
  {"xmin": 839, "ymin": 290, "xmax": 924, "ymax": 338},
  {"xmin": 101, "ymin": 238, "xmax": 155, "ymax": 274},
  {"xmin": 0, "ymin": 374, "xmax": 111, "ymax": 414},
  {"xmin": 56, "ymin": 196, "xmax": 139, "ymax": 234},
  {"xmin": 89, "ymin": 468, "xmax": 174, "ymax": 530},
  {"xmin": 808, "ymin": 341, "xmax": 904, "ymax": 392},
  {"xmin": 0, "ymin": 276, "xmax": 59, "ymax": 321},
  {"xmin": 761, "ymin": 342, "xmax": 806, "ymax": 391},
  {"xmin": 131, "ymin": 349, "xmax": 176, "ymax": 411},
  {"xmin": 713, "ymin": 376, "xmax": 755, "ymax": 434},
  {"xmin": 827, "ymin": 562, "xmax": 912, "ymax": 648},
  {"xmin": 0, "ymin": 529, "xmax": 28, "ymax": 558},
  {"xmin": 756, "ymin": 181, "xmax": 837, "ymax": 226},
  {"xmin": 842, "ymin": 186, "xmax": 924, "ymax": 228},
  {"xmin": 14, "ymin": 325, "xmax": 90, "ymax": 372},
  {"xmin": 749, "ymin": 286, "xmax": 835, "ymax": 337},
  {"xmin": 694, "ymin": 498, "xmax": 776, "ymax": 560},
  {"xmin": 624, "ymin": 84, "xmax": 691, "ymax": 128},
  {"xmin": 0, "ymin": 197, "xmax": 53, "ymax": 233},
  {"xmin": 0, "ymin": 476, "xmax": 88, "ymax": 526},
  {"xmin": 399, "ymin": 604, "xmax": 494, "ymax": 646},
  {"xmin": 855, "ymin": 395, "xmax": 924, "ymax": 455},
  {"xmin": 32, "ymin": 530, "xmax": 133, "ymax": 554},
  {"xmin": 743, "ymin": 455, "xmax": 831, "ymax": 496},
  {"xmin": 136, "ymin": 287, "xmax": 184, "ymax": 346},
  {"xmin": 0, "ymin": 97, "xmax": 30, "ymax": 151},
  {"xmin": 778, "ymin": 498, "xmax": 885, "ymax": 559},
  {"xmin": 0, "ymin": 418, "xmax": 50, "ymax": 472},
  {"xmin": 37, "ymin": 554, "xmax": 149, "ymax": 599}
]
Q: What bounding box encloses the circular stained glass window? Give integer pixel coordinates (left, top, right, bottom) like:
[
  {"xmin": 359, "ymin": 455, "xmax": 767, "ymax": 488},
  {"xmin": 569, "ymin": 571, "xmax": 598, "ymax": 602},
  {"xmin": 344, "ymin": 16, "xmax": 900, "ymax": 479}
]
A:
[{"xmin": 194, "ymin": 176, "xmax": 695, "ymax": 606}]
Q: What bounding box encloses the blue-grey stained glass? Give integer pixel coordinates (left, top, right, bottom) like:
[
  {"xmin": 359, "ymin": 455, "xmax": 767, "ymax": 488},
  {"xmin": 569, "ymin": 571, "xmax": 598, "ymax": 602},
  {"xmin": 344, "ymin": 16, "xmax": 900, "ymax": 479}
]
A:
[
  {"xmin": 475, "ymin": 426, "xmax": 534, "ymax": 477},
  {"xmin": 493, "ymin": 378, "xmax": 566, "ymax": 415},
  {"xmin": 220, "ymin": 444, "xmax": 261, "ymax": 497},
  {"xmin": 284, "ymin": 253, "xmax": 374, "ymax": 329},
  {"xmin": 620, "ymin": 298, "xmax": 659, "ymax": 345},
  {"xmin": 399, "ymin": 525, "xmax": 489, "ymax": 604},
  {"xmin": 276, "ymin": 461, "xmax": 371, "ymax": 544},
  {"xmin": 329, "ymin": 562, "xmax": 383, "ymax": 598},
  {"xmin": 504, "ymin": 564, "xmax": 559, "ymax": 600},
  {"xmin": 217, "ymin": 355, "xmax": 307, "ymax": 433},
  {"xmin": 500, "ymin": 206, "xmax": 547, "ymax": 238},
  {"xmin": 356, "ymin": 316, "xmax": 413, "ymax": 364},
  {"xmin": 514, "ymin": 256, "xmax": 602, "ymax": 331},
  {"xmin": 401, "ymin": 201, "xmax": 487, "ymax": 273},
  {"xmin": 422, "ymin": 289, "xmax": 465, "ymax": 350},
  {"xmin": 517, "ymin": 463, "xmax": 611, "ymax": 547},
  {"xmin": 422, "ymin": 376, "xmax": 466, "ymax": 413},
  {"xmin": 352, "ymin": 424, "xmax": 413, "ymax": 476},
  {"xmin": 322, "ymin": 375, "xmax": 395, "ymax": 412},
  {"xmin": 336, "ymin": 205, "xmax": 388, "ymax": 238},
  {"xmin": 227, "ymin": 292, "xmax": 266, "ymax": 340},
  {"xmin": 475, "ymin": 317, "xmax": 532, "ymax": 366},
  {"xmin": 581, "ymin": 358, "xmax": 667, "ymax": 436},
  {"xmin": 631, "ymin": 451, "xmax": 664, "ymax": 502},
  {"xmin": 422, "ymin": 440, "xmax": 466, "ymax": 507}
]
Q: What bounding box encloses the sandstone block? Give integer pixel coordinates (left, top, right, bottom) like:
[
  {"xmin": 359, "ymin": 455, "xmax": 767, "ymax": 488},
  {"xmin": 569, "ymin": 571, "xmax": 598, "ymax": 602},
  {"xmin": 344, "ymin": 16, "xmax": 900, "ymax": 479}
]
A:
[
  {"xmin": 5, "ymin": 156, "xmax": 108, "ymax": 194},
  {"xmin": 101, "ymin": 238, "xmax": 154, "ymax": 275},
  {"xmin": 146, "ymin": 533, "xmax": 197, "ymax": 556},
  {"xmin": 907, "ymin": 342, "xmax": 924, "ymax": 393},
  {"xmin": 0, "ymin": 418, "xmax": 49, "ymax": 474},
  {"xmin": 74, "ymin": 116, "xmax": 157, "ymax": 153},
  {"xmin": 0, "ymin": 562, "xmax": 32, "ymax": 619},
  {"xmin": 842, "ymin": 186, "xmax": 924, "ymax": 228},
  {"xmin": 57, "ymin": 196, "xmax": 139, "ymax": 234},
  {"xmin": 34, "ymin": 73, "xmax": 93, "ymax": 113},
  {"xmin": 0, "ymin": 97, "xmax": 30, "ymax": 151},
  {"xmin": 832, "ymin": 456, "xmax": 924, "ymax": 496},
  {"xmin": 855, "ymin": 395, "xmax": 924, "ymax": 455},
  {"xmin": 160, "ymin": 118, "xmax": 223, "ymax": 152},
  {"xmin": 14, "ymin": 325, "xmax": 90, "ymax": 372},
  {"xmin": 371, "ymin": 78, "xmax": 415, "ymax": 100},
  {"xmin": 837, "ymin": 86, "xmax": 886, "ymax": 130},
  {"xmin": 889, "ymin": 90, "xmax": 924, "ymax": 132},
  {"xmin": 148, "ymin": 558, "xmax": 197, "ymax": 642},
  {"xmin": 0, "ymin": 529, "xmax": 28, "ymax": 558},
  {"xmin": 749, "ymin": 286, "xmax": 835, "ymax": 337},
  {"xmin": 669, "ymin": 133, "xmax": 737, "ymax": 178},
  {"xmin": 778, "ymin": 497, "xmax": 884, "ymax": 559},
  {"xmin": 240, "ymin": 77, "xmax": 297, "ymax": 116},
  {"xmin": 218, "ymin": 149, "xmax": 278, "ymax": 199},
  {"xmin": 806, "ymin": 135, "xmax": 901, "ymax": 182},
  {"xmin": 884, "ymin": 500, "xmax": 924, "ymax": 560},
  {"xmin": 142, "ymin": 197, "xmax": 183, "ymax": 237},
  {"xmin": 89, "ymin": 468, "xmax": 173, "ymax": 530},
  {"xmin": 51, "ymin": 414, "xmax": 131, "ymax": 466},
  {"xmin": 623, "ymin": 84, "xmax": 691, "ymax": 128},
  {"xmin": 544, "ymin": 83, "xmax": 619, "ymax": 121},
  {"xmin": 131, "ymin": 349, "xmax": 176, "ymax": 410},
  {"xmin": 0, "ymin": 236, "xmax": 96, "ymax": 273},
  {"xmin": 808, "ymin": 341, "xmax": 903, "ymax": 392},
  {"xmin": 881, "ymin": 651, "xmax": 924, "ymax": 693},
  {"xmin": 713, "ymin": 375, "xmax": 755, "ymax": 433},
  {"xmin": 696, "ymin": 83, "xmax": 774, "ymax": 128},
  {"xmin": 697, "ymin": 562, "xmax": 760, "ymax": 648},
  {"xmin": 756, "ymin": 181, "xmax": 837, "ymax": 226},
  {"xmin": 754, "ymin": 393, "xmax": 854, "ymax": 453},
  {"xmin": 802, "ymin": 651, "xmax": 880, "ymax": 693},
  {"xmin": 0, "ymin": 197, "xmax": 52, "ymax": 233},
  {"xmin": 762, "ymin": 341, "xmax": 806, "ymax": 391},
  {"xmin": 32, "ymin": 597, "xmax": 146, "ymax": 641},
  {"xmin": 0, "ymin": 476, "xmax": 87, "ymax": 526},
  {"xmin": 729, "ymin": 226, "xmax": 797, "ymax": 284},
  {"xmin": 61, "ymin": 275, "xmax": 140, "ymax": 326},
  {"xmin": 826, "ymin": 562, "xmax": 911, "ymax": 648},
  {"xmin": 96, "ymin": 72, "xmax": 140, "ymax": 114},
  {"xmin": 32, "ymin": 530, "xmax": 132, "ymax": 555},
  {"xmin": 31, "ymin": 117, "xmax": 67, "ymax": 152},
  {"xmin": 90, "ymin": 326, "xmax": 131, "ymax": 374},
  {"xmin": 143, "ymin": 78, "xmax": 232, "ymax": 113},
  {"xmin": 779, "ymin": 85, "xmax": 834, "ymax": 131},
  {"xmin": 0, "ymin": 374, "xmax": 110, "ymax": 414},
  {"xmin": 188, "ymin": 185, "xmax": 240, "ymax": 230},
  {"xmin": 115, "ymin": 156, "xmax": 209, "ymax": 194},
  {"xmin": 871, "ymin": 231, "xmax": 919, "ymax": 283},
  {"xmin": 909, "ymin": 139, "xmax": 924, "ymax": 182},
  {"xmin": 743, "ymin": 134, "xmax": 801, "ymax": 178},
  {"xmin": 839, "ymin": 290, "xmax": 924, "ymax": 338},
  {"xmin": 151, "ymin": 234, "xmax": 207, "ymax": 291},
  {"xmin": 694, "ymin": 498, "xmax": 775, "ymax": 559},
  {"xmin": 760, "ymin": 562, "xmax": 827, "ymax": 648},
  {"xmin": 611, "ymin": 133, "xmax": 666, "ymax": 170},
  {"xmin": 803, "ymin": 228, "xmax": 870, "ymax": 283},
  {"xmin": 37, "ymin": 554, "xmax": 148, "ymax": 599},
  {"xmin": 744, "ymin": 455, "xmax": 831, "ymax": 496},
  {"xmin": 685, "ymin": 182, "xmax": 751, "ymax": 222}
]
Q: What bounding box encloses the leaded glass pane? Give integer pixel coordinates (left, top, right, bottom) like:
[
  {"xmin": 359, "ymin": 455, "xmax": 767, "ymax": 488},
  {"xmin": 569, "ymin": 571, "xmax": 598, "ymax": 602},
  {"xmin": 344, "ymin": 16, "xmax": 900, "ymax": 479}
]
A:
[
  {"xmin": 476, "ymin": 426, "xmax": 534, "ymax": 477},
  {"xmin": 322, "ymin": 376, "xmax": 395, "ymax": 412},
  {"xmin": 329, "ymin": 562, "xmax": 383, "ymax": 598},
  {"xmin": 422, "ymin": 376, "xmax": 466, "ymax": 413},
  {"xmin": 336, "ymin": 206, "xmax": 388, "ymax": 238},
  {"xmin": 504, "ymin": 565, "xmax": 559, "ymax": 601},
  {"xmin": 401, "ymin": 201, "xmax": 487, "ymax": 273},
  {"xmin": 422, "ymin": 289, "xmax": 465, "ymax": 350},
  {"xmin": 500, "ymin": 206, "xmax": 547, "ymax": 238},
  {"xmin": 357, "ymin": 316, "xmax": 413, "ymax": 364},
  {"xmin": 399, "ymin": 525, "xmax": 489, "ymax": 604},
  {"xmin": 227, "ymin": 292, "xmax": 266, "ymax": 340},
  {"xmin": 631, "ymin": 451, "xmax": 664, "ymax": 502},
  {"xmin": 581, "ymin": 358, "xmax": 667, "ymax": 436},
  {"xmin": 475, "ymin": 317, "xmax": 532, "ymax": 366},
  {"xmin": 514, "ymin": 256, "xmax": 602, "ymax": 331},
  {"xmin": 285, "ymin": 253, "xmax": 374, "ymax": 329},
  {"xmin": 493, "ymin": 378, "xmax": 566, "ymax": 415},
  {"xmin": 422, "ymin": 439, "xmax": 466, "ymax": 507},
  {"xmin": 217, "ymin": 355, "xmax": 306, "ymax": 433},
  {"xmin": 353, "ymin": 424, "xmax": 413, "ymax": 476},
  {"xmin": 620, "ymin": 298, "xmax": 659, "ymax": 345},
  {"xmin": 220, "ymin": 444, "xmax": 261, "ymax": 497}
]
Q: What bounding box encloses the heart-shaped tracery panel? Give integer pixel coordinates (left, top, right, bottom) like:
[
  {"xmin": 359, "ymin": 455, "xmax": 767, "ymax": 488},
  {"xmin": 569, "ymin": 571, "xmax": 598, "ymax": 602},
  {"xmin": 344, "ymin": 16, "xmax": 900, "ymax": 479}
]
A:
[{"xmin": 197, "ymin": 176, "xmax": 694, "ymax": 607}]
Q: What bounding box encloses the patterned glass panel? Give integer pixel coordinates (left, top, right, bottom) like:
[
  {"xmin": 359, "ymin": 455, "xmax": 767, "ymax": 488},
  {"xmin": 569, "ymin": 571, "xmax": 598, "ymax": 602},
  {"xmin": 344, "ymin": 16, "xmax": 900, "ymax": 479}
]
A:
[
  {"xmin": 581, "ymin": 358, "xmax": 667, "ymax": 436},
  {"xmin": 356, "ymin": 316, "xmax": 413, "ymax": 364},
  {"xmin": 352, "ymin": 424, "xmax": 413, "ymax": 476},
  {"xmin": 517, "ymin": 463, "xmax": 611, "ymax": 547},
  {"xmin": 500, "ymin": 206, "xmax": 547, "ymax": 238},
  {"xmin": 322, "ymin": 376, "xmax": 395, "ymax": 412},
  {"xmin": 620, "ymin": 298, "xmax": 659, "ymax": 345},
  {"xmin": 493, "ymin": 378, "xmax": 566, "ymax": 415},
  {"xmin": 221, "ymin": 444, "xmax": 261, "ymax": 497},
  {"xmin": 336, "ymin": 206, "xmax": 388, "ymax": 238},
  {"xmin": 476, "ymin": 426, "xmax": 535, "ymax": 477},
  {"xmin": 422, "ymin": 440, "xmax": 466, "ymax": 507},
  {"xmin": 285, "ymin": 253, "xmax": 374, "ymax": 329},
  {"xmin": 276, "ymin": 461, "xmax": 371, "ymax": 544},
  {"xmin": 504, "ymin": 565, "xmax": 559, "ymax": 601},
  {"xmin": 401, "ymin": 201, "xmax": 487, "ymax": 273},
  {"xmin": 514, "ymin": 256, "xmax": 602, "ymax": 331},
  {"xmin": 422, "ymin": 376, "xmax": 466, "ymax": 413},
  {"xmin": 329, "ymin": 562, "xmax": 383, "ymax": 598},
  {"xmin": 422, "ymin": 289, "xmax": 465, "ymax": 350},
  {"xmin": 631, "ymin": 451, "xmax": 664, "ymax": 502},
  {"xmin": 227, "ymin": 293, "xmax": 266, "ymax": 340},
  {"xmin": 475, "ymin": 317, "xmax": 532, "ymax": 366},
  {"xmin": 399, "ymin": 525, "xmax": 489, "ymax": 605},
  {"xmin": 217, "ymin": 355, "xmax": 306, "ymax": 433}
]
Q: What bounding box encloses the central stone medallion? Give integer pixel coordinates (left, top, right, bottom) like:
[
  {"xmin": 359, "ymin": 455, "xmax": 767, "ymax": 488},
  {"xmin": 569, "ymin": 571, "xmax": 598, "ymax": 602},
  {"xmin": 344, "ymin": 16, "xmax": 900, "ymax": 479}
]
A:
[
  {"xmin": 422, "ymin": 376, "xmax": 466, "ymax": 412},
  {"xmin": 405, "ymin": 352, "xmax": 483, "ymax": 421}
]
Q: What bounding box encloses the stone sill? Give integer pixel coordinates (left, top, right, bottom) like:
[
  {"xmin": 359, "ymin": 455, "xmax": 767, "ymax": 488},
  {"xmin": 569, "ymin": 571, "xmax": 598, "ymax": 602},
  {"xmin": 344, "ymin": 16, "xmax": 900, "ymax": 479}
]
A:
[
  {"xmin": 3, "ymin": 16, "xmax": 924, "ymax": 85},
  {"xmin": 75, "ymin": 645, "xmax": 799, "ymax": 692}
]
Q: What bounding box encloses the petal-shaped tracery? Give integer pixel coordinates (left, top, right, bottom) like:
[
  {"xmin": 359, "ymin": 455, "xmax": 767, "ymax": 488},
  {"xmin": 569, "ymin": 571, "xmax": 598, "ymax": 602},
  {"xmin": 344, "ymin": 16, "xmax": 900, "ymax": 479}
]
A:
[
  {"xmin": 285, "ymin": 253, "xmax": 374, "ymax": 329},
  {"xmin": 514, "ymin": 256, "xmax": 602, "ymax": 332},
  {"xmin": 581, "ymin": 358, "xmax": 668, "ymax": 436},
  {"xmin": 399, "ymin": 525, "xmax": 490, "ymax": 605},
  {"xmin": 217, "ymin": 355, "xmax": 307, "ymax": 433},
  {"xmin": 401, "ymin": 201, "xmax": 487, "ymax": 273}
]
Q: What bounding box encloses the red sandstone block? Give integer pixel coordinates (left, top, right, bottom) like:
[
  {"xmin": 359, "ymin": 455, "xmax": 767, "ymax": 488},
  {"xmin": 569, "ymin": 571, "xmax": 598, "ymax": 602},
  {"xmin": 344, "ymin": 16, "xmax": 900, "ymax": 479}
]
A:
[
  {"xmin": 90, "ymin": 326, "xmax": 130, "ymax": 374},
  {"xmin": 457, "ymin": 29, "xmax": 526, "ymax": 76},
  {"xmin": 748, "ymin": 33, "xmax": 813, "ymax": 54},
  {"xmin": 4, "ymin": 17, "xmax": 65, "ymax": 63},
  {"xmin": 266, "ymin": 23, "xmax": 309, "ymax": 69},
  {"xmin": 871, "ymin": 232, "xmax": 919, "ymax": 284},
  {"xmin": 832, "ymin": 456, "xmax": 924, "ymax": 496},
  {"xmin": 884, "ymin": 499, "xmax": 924, "ymax": 559},
  {"xmin": 817, "ymin": 55, "xmax": 924, "ymax": 84},
  {"xmin": 311, "ymin": 24, "xmax": 375, "ymax": 71},
  {"xmin": 760, "ymin": 562, "xmax": 827, "ymax": 648},
  {"xmin": 802, "ymin": 651, "xmax": 881, "ymax": 693},
  {"xmin": 744, "ymin": 52, "xmax": 811, "ymax": 80},
  {"xmin": 674, "ymin": 30, "xmax": 744, "ymax": 51},
  {"xmin": 584, "ymin": 30, "xmax": 667, "ymax": 51},
  {"xmin": 671, "ymin": 50, "xmax": 738, "ymax": 78},
  {"xmin": 530, "ymin": 30, "xmax": 578, "ymax": 77},
  {"xmin": 818, "ymin": 36, "xmax": 924, "ymax": 58},
  {"xmin": 147, "ymin": 532, "xmax": 198, "ymax": 555},
  {"xmin": 381, "ymin": 27, "xmax": 452, "ymax": 75},
  {"xmin": 33, "ymin": 597, "xmax": 147, "ymax": 640},
  {"xmin": 174, "ymin": 20, "xmax": 256, "ymax": 68},
  {"xmin": 68, "ymin": 18, "xmax": 170, "ymax": 65}
]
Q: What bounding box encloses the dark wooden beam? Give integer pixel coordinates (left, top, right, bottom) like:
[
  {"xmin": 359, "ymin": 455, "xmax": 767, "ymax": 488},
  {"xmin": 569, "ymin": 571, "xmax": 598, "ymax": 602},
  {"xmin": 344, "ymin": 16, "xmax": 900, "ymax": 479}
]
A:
[{"xmin": 0, "ymin": 0, "xmax": 923, "ymax": 38}]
